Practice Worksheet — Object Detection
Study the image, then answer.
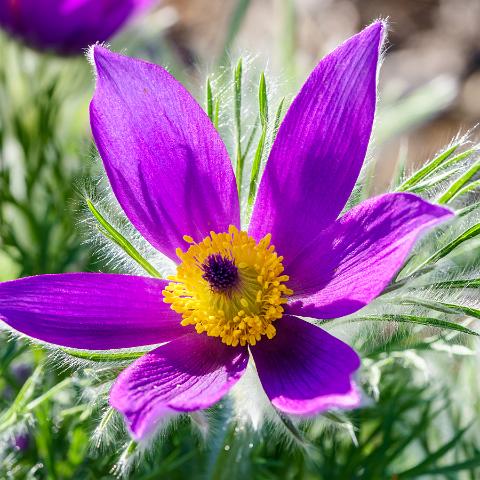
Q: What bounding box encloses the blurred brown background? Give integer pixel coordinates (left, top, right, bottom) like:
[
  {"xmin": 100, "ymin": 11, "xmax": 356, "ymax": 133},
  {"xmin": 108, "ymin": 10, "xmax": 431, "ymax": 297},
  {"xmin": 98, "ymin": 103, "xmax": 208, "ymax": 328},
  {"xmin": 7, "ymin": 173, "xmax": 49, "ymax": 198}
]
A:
[{"xmin": 155, "ymin": 0, "xmax": 480, "ymax": 189}]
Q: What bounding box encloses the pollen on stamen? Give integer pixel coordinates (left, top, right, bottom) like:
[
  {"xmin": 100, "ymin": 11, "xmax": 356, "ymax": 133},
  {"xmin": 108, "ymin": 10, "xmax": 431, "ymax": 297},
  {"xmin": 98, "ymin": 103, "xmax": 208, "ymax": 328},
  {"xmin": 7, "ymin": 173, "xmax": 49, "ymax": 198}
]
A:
[{"xmin": 162, "ymin": 225, "xmax": 293, "ymax": 347}]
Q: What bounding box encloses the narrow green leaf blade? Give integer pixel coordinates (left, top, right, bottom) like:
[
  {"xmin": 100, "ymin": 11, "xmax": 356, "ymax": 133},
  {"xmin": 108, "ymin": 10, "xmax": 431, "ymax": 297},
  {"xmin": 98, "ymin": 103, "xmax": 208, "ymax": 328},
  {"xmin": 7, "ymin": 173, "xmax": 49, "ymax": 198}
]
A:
[
  {"xmin": 258, "ymin": 72, "xmax": 268, "ymax": 126},
  {"xmin": 431, "ymin": 279, "xmax": 480, "ymax": 289},
  {"xmin": 86, "ymin": 199, "xmax": 161, "ymax": 278},
  {"xmin": 272, "ymin": 97, "xmax": 285, "ymax": 141},
  {"xmin": 396, "ymin": 424, "xmax": 472, "ymax": 478},
  {"xmin": 26, "ymin": 377, "xmax": 72, "ymax": 412},
  {"xmin": 400, "ymin": 297, "xmax": 480, "ymax": 321},
  {"xmin": 206, "ymin": 78, "xmax": 214, "ymax": 122},
  {"xmin": 357, "ymin": 314, "xmax": 479, "ymax": 336},
  {"xmin": 409, "ymin": 455, "xmax": 480, "ymax": 476},
  {"xmin": 234, "ymin": 58, "xmax": 243, "ymax": 195},
  {"xmin": 61, "ymin": 347, "xmax": 146, "ymax": 362},
  {"xmin": 396, "ymin": 144, "xmax": 458, "ymax": 192},
  {"xmin": 0, "ymin": 365, "xmax": 43, "ymax": 433},
  {"xmin": 214, "ymin": 98, "xmax": 220, "ymax": 130},
  {"xmin": 449, "ymin": 178, "xmax": 480, "ymax": 202},
  {"xmin": 438, "ymin": 158, "xmax": 480, "ymax": 203},
  {"xmin": 411, "ymin": 222, "xmax": 480, "ymax": 274},
  {"xmin": 248, "ymin": 72, "xmax": 269, "ymax": 209},
  {"xmin": 248, "ymin": 129, "xmax": 267, "ymax": 208}
]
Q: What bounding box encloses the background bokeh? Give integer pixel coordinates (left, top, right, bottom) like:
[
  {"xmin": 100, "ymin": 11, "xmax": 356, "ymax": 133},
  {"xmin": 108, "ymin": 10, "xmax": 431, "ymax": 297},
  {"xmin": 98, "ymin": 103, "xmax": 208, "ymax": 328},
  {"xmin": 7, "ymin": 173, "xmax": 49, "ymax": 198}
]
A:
[
  {"xmin": 1, "ymin": 1, "xmax": 480, "ymax": 479},
  {"xmin": 161, "ymin": 0, "xmax": 480, "ymax": 187}
]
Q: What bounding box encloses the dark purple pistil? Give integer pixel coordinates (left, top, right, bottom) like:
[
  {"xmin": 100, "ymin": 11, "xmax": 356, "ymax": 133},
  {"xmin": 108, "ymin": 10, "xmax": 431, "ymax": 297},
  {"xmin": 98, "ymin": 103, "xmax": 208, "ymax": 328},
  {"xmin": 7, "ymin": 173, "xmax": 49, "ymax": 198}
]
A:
[{"xmin": 201, "ymin": 254, "xmax": 239, "ymax": 292}]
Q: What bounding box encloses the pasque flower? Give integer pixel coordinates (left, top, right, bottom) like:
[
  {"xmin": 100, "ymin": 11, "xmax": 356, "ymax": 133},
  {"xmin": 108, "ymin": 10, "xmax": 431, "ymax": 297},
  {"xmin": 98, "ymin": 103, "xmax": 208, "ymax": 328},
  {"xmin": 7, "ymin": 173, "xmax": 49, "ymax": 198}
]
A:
[
  {"xmin": 0, "ymin": 22, "xmax": 452, "ymax": 440},
  {"xmin": 0, "ymin": 0, "xmax": 152, "ymax": 54}
]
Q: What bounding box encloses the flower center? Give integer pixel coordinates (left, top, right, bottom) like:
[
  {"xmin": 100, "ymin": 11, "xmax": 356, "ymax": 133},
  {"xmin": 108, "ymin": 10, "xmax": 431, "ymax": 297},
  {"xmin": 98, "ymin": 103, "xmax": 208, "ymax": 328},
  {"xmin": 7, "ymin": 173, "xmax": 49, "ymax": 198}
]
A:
[
  {"xmin": 201, "ymin": 254, "xmax": 239, "ymax": 292},
  {"xmin": 163, "ymin": 225, "xmax": 293, "ymax": 347}
]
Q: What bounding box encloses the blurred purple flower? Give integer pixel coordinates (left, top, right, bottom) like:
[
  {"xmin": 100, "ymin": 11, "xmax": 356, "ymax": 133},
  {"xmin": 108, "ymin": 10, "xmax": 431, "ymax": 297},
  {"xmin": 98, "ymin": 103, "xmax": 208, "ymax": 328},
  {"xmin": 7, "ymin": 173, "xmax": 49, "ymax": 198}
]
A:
[
  {"xmin": 0, "ymin": 22, "xmax": 453, "ymax": 440},
  {"xmin": 14, "ymin": 433, "xmax": 29, "ymax": 451},
  {"xmin": 0, "ymin": 0, "xmax": 152, "ymax": 54}
]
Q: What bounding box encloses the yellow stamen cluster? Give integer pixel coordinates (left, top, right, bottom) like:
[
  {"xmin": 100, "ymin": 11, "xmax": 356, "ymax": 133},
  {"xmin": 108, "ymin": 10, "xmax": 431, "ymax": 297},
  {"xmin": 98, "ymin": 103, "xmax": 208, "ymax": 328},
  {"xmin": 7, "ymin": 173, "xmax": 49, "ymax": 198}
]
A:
[{"xmin": 163, "ymin": 225, "xmax": 293, "ymax": 347}]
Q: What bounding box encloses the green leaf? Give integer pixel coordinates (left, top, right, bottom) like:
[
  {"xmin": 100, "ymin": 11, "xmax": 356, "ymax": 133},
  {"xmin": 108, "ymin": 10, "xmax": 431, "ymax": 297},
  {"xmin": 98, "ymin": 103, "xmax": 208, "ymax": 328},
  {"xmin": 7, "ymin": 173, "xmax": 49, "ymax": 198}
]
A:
[
  {"xmin": 86, "ymin": 199, "xmax": 161, "ymax": 278},
  {"xmin": 448, "ymin": 178, "xmax": 480, "ymax": 202},
  {"xmin": 409, "ymin": 455, "xmax": 480, "ymax": 476},
  {"xmin": 438, "ymin": 147, "xmax": 477, "ymax": 170},
  {"xmin": 248, "ymin": 73, "xmax": 269, "ymax": 209},
  {"xmin": 214, "ymin": 98, "xmax": 220, "ymax": 130},
  {"xmin": 0, "ymin": 365, "xmax": 42, "ymax": 433},
  {"xmin": 408, "ymin": 167, "xmax": 462, "ymax": 194},
  {"xmin": 258, "ymin": 72, "xmax": 268, "ymax": 126},
  {"xmin": 396, "ymin": 424, "xmax": 472, "ymax": 478},
  {"xmin": 410, "ymin": 222, "xmax": 480, "ymax": 274},
  {"xmin": 387, "ymin": 403, "xmax": 439, "ymax": 461},
  {"xmin": 206, "ymin": 78, "xmax": 214, "ymax": 122},
  {"xmin": 98, "ymin": 407, "xmax": 115, "ymax": 432},
  {"xmin": 396, "ymin": 144, "xmax": 458, "ymax": 192},
  {"xmin": 438, "ymin": 158, "xmax": 480, "ymax": 203},
  {"xmin": 457, "ymin": 200, "xmax": 480, "ymax": 217},
  {"xmin": 61, "ymin": 348, "xmax": 145, "ymax": 362},
  {"xmin": 399, "ymin": 297, "xmax": 480, "ymax": 321},
  {"xmin": 234, "ymin": 58, "xmax": 243, "ymax": 196},
  {"xmin": 242, "ymin": 117, "xmax": 260, "ymax": 164},
  {"xmin": 431, "ymin": 278, "xmax": 480, "ymax": 289},
  {"xmin": 355, "ymin": 314, "xmax": 479, "ymax": 336},
  {"xmin": 275, "ymin": 410, "xmax": 309, "ymax": 447},
  {"xmin": 248, "ymin": 130, "xmax": 267, "ymax": 208},
  {"xmin": 272, "ymin": 97, "xmax": 285, "ymax": 141},
  {"xmin": 25, "ymin": 377, "xmax": 72, "ymax": 411}
]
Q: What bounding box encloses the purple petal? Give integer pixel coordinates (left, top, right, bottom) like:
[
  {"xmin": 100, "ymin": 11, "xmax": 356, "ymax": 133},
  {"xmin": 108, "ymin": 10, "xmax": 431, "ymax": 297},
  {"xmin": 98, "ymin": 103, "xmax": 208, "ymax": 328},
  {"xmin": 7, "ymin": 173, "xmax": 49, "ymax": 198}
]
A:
[
  {"xmin": 0, "ymin": 273, "xmax": 185, "ymax": 349},
  {"xmin": 286, "ymin": 193, "xmax": 453, "ymax": 319},
  {"xmin": 90, "ymin": 47, "xmax": 239, "ymax": 261},
  {"xmin": 0, "ymin": 0, "xmax": 151, "ymax": 55},
  {"xmin": 110, "ymin": 334, "xmax": 248, "ymax": 439},
  {"xmin": 251, "ymin": 315, "xmax": 360, "ymax": 415},
  {"xmin": 249, "ymin": 22, "xmax": 384, "ymax": 260}
]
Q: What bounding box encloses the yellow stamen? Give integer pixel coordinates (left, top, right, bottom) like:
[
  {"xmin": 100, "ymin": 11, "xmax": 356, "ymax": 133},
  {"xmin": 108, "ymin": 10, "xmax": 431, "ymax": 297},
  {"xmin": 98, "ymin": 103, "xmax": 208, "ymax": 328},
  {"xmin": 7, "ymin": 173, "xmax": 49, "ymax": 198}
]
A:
[{"xmin": 163, "ymin": 225, "xmax": 293, "ymax": 347}]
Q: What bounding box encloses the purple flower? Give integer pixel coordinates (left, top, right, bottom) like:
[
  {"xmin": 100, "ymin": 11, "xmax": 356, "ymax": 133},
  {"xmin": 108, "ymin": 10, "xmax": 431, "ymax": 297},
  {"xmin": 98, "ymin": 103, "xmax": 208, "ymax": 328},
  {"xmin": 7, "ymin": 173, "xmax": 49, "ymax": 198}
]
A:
[
  {"xmin": 0, "ymin": 0, "xmax": 152, "ymax": 54},
  {"xmin": 0, "ymin": 22, "xmax": 453, "ymax": 440},
  {"xmin": 13, "ymin": 433, "xmax": 29, "ymax": 451}
]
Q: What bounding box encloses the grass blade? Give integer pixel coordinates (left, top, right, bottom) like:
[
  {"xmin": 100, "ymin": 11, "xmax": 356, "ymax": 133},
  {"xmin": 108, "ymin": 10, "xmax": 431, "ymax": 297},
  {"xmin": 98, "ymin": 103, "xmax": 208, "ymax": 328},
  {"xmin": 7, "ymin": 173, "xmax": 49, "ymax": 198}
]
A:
[
  {"xmin": 61, "ymin": 348, "xmax": 146, "ymax": 362},
  {"xmin": 438, "ymin": 158, "xmax": 480, "ymax": 203},
  {"xmin": 437, "ymin": 147, "xmax": 477, "ymax": 170},
  {"xmin": 410, "ymin": 222, "xmax": 480, "ymax": 274},
  {"xmin": 396, "ymin": 144, "xmax": 458, "ymax": 192},
  {"xmin": 206, "ymin": 78, "xmax": 214, "ymax": 122},
  {"xmin": 234, "ymin": 59, "xmax": 243, "ymax": 196},
  {"xmin": 431, "ymin": 279, "xmax": 480, "ymax": 289},
  {"xmin": 355, "ymin": 314, "xmax": 479, "ymax": 336},
  {"xmin": 0, "ymin": 365, "xmax": 43, "ymax": 433},
  {"xmin": 248, "ymin": 73, "xmax": 268, "ymax": 208},
  {"xmin": 272, "ymin": 97, "xmax": 285, "ymax": 141},
  {"xmin": 399, "ymin": 298, "xmax": 480, "ymax": 321},
  {"xmin": 396, "ymin": 424, "xmax": 472, "ymax": 478},
  {"xmin": 449, "ymin": 178, "xmax": 480, "ymax": 202},
  {"xmin": 214, "ymin": 98, "xmax": 220, "ymax": 130},
  {"xmin": 408, "ymin": 167, "xmax": 462, "ymax": 194},
  {"xmin": 25, "ymin": 377, "xmax": 72, "ymax": 412},
  {"xmin": 409, "ymin": 455, "xmax": 480, "ymax": 476},
  {"xmin": 86, "ymin": 199, "xmax": 161, "ymax": 278},
  {"xmin": 258, "ymin": 72, "xmax": 268, "ymax": 124}
]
